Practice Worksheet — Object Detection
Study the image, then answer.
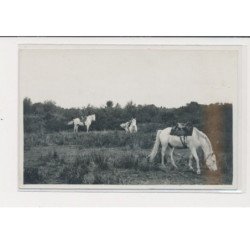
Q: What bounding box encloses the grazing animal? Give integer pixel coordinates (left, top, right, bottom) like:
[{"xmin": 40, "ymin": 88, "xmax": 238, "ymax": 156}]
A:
[
  {"xmin": 68, "ymin": 114, "xmax": 96, "ymax": 133},
  {"xmin": 120, "ymin": 118, "xmax": 137, "ymax": 133},
  {"xmin": 120, "ymin": 122, "xmax": 130, "ymax": 133},
  {"xmin": 148, "ymin": 127, "xmax": 217, "ymax": 174}
]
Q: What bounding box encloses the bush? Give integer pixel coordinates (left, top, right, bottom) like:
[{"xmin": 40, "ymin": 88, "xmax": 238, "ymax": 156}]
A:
[
  {"xmin": 23, "ymin": 98, "xmax": 232, "ymax": 137},
  {"xmin": 24, "ymin": 167, "xmax": 46, "ymax": 184}
]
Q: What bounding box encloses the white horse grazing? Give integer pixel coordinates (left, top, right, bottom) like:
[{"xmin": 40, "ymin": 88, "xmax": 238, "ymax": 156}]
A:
[
  {"xmin": 149, "ymin": 127, "xmax": 217, "ymax": 174},
  {"xmin": 120, "ymin": 118, "xmax": 137, "ymax": 133},
  {"xmin": 68, "ymin": 114, "xmax": 96, "ymax": 133},
  {"xmin": 120, "ymin": 122, "xmax": 130, "ymax": 133}
]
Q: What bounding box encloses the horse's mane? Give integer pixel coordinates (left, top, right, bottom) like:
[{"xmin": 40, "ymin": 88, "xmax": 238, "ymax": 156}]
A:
[{"xmin": 194, "ymin": 128, "xmax": 213, "ymax": 152}]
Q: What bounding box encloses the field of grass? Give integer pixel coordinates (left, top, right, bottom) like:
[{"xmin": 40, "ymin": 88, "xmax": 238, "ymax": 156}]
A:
[{"xmin": 23, "ymin": 130, "xmax": 233, "ymax": 185}]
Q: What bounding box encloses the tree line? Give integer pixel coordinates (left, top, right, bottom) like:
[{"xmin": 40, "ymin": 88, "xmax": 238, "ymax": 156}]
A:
[{"xmin": 23, "ymin": 97, "xmax": 232, "ymax": 136}]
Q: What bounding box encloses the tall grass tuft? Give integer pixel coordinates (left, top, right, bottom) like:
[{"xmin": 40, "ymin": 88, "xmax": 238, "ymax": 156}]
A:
[
  {"xmin": 57, "ymin": 149, "xmax": 153, "ymax": 184},
  {"xmin": 24, "ymin": 130, "xmax": 156, "ymax": 149}
]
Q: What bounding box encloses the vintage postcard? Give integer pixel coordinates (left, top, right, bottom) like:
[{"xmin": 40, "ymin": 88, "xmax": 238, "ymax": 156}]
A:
[{"xmin": 18, "ymin": 44, "xmax": 241, "ymax": 190}]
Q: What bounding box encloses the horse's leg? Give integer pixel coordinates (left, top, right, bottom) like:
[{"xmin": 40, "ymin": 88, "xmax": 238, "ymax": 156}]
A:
[
  {"xmin": 86, "ymin": 125, "xmax": 89, "ymax": 133},
  {"xmin": 190, "ymin": 147, "xmax": 200, "ymax": 174},
  {"xmin": 161, "ymin": 144, "xmax": 167, "ymax": 167},
  {"xmin": 170, "ymin": 147, "xmax": 178, "ymax": 169},
  {"xmin": 124, "ymin": 126, "xmax": 127, "ymax": 133},
  {"xmin": 188, "ymin": 154, "xmax": 194, "ymax": 171}
]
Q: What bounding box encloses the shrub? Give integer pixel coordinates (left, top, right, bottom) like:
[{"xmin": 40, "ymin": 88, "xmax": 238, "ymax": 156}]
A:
[{"xmin": 24, "ymin": 167, "xmax": 46, "ymax": 184}]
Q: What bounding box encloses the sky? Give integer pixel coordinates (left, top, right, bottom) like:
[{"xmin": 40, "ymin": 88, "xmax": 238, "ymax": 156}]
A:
[{"xmin": 19, "ymin": 46, "xmax": 238, "ymax": 108}]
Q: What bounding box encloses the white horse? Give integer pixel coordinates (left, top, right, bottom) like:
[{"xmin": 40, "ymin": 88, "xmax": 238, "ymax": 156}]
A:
[
  {"xmin": 120, "ymin": 118, "xmax": 137, "ymax": 133},
  {"xmin": 120, "ymin": 122, "xmax": 130, "ymax": 133},
  {"xmin": 149, "ymin": 127, "xmax": 217, "ymax": 174},
  {"xmin": 68, "ymin": 114, "xmax": 96, "ymax": 133}
]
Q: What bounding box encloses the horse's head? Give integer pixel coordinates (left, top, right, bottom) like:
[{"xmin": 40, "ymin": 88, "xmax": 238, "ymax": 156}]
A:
[
  {"xmin": 92, "ymin": 114, "xmax": 96, "ymax": 121},
  {"xmin": 206, "ymin": 153, "xmax": 217, "ymax": 171}
]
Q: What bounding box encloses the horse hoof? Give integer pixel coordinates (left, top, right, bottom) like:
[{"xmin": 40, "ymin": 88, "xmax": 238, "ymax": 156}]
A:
[{"xmin": 197, "ymin": 170, "xmax": 201, "ymax": 175}]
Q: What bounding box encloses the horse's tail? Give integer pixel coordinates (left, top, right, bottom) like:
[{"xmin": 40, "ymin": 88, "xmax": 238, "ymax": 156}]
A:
[
  {"xmin": 148, "ymin": 130, "xmax": 162, "ymax": 162},
  {"xmin": 67, "ymin": 120, "xmax": 74, "ymax": 125}
]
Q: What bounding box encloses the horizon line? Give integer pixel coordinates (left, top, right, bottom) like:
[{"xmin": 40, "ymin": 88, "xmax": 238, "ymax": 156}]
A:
[{"xmin": 23, "ymin": 97, "xmax": 232, "ymax": 110}]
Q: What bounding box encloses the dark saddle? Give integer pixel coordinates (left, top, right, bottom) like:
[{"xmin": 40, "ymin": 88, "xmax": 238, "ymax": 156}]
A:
[{"xmin": 170, "ymin": 122, "xmax": 193, "ymax": 136}]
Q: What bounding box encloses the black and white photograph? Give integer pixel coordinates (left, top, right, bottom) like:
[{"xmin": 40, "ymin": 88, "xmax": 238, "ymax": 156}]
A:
[
  {"xmin": 1, "ymin": 1, "xmax": 250, "ymax": 249},
  {"xmin": 19, "ymin": 44, "xmax": 238, "ymax": 189}
]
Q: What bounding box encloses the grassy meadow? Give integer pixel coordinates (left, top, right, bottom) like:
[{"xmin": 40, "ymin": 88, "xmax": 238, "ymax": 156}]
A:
[
  {"xmin": 23, "ymin": 100, "xmax": 233, "ymax": 185},
  {"xmin": 23, "ymin": 129, "xmax": 233, "ymax": 185}
]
